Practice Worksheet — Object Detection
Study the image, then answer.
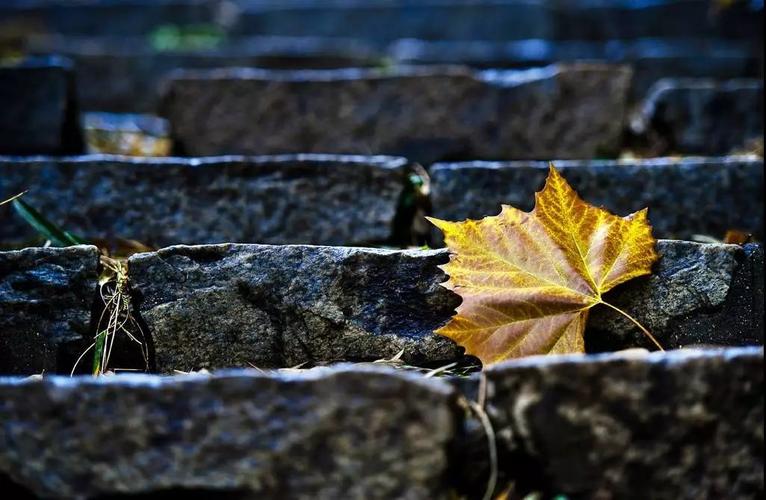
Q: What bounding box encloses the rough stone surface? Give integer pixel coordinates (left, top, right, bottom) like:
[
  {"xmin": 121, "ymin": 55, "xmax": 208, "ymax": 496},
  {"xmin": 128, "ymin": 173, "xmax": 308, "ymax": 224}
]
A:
[
  {"xmin": 0, "ymin": 366, "xmax": 456, "ymax": 499},
  {"xmin": 0, "ymin": 246, "xmax": 100, "ymax": 375},
  {"xmin": 429, "ymin": 156, "xmax": 764, "ymax": 241},
  {"xmin": 390, "ymin": 38, "xmax": 762, "ymax": 103},
  {"xmin": 128, "ymin": 244, "xmax": 462, "ymax": 372},
  {"xmin": 25, "ymin": 35, "xmax": 380, "ymax": 112},
  {"xmin": 485, "ymin": 346, "xmax": 764, "ymax": 499},
  {"xmin": 0, "ymin": 154, "xmax": 409, "ymax": 248},
  {"xmin": 633, "ymin": 78, "xmax": 764, "ymax": 155},
  {"xmin": 232, "ymin": 0, "xmax": 763, "ymax": 42},
  {"xmin": 0, "ymin": 56, "xmax": 82, "ymax": 155},
  {"xmin": 160, "ymin": 64, "xmax": 631, "ymax": 162},
  {"xmin": 588, "ymin": 241, "xmax": 764, "ymax": 351},
  {"xmin": 129, "ymin": 241, "xmax": 762, "ymax": 372}
]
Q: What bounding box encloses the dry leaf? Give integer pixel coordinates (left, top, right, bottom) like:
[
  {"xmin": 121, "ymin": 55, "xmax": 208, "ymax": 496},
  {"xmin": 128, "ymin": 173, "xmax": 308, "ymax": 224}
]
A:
[
  {"xmin": 428, "ymin": 165, "xmax": 660, "ymax": 365},
  {"xmin": 723, "ymin": 229, "xmax": 752, "ymax": 245}
]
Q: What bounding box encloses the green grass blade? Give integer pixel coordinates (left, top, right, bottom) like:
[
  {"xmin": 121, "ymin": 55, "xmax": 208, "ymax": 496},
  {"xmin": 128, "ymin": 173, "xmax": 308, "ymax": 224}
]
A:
[{"xmin": 11, "ymin": 198, "xmax": 87, "ymax": 246}]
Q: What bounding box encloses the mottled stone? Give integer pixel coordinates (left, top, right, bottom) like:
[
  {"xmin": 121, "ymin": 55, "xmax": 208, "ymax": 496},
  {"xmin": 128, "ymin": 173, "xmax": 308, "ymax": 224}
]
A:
[
  {"xmin": 25, "ymin": 35, "xmax": 379, "ymax": 112},
  {"xmin": 588, "ymin": 241, "xmax": 764, "ymax": 351},
  {"xmin": 429, "ymin": 156, "xmax": 763, "ymax": 241},
  {"xmin": 633, "ymin": 78, "xmax": 764, "ymax": 155},
  {"xmin": 232, "ymin": 0, "xmax": 763, "ymax": 42},
  {"xmin": 160, "ymin": 64, "xmax": 631, "ymax": 162},
  {"xmin": 0, "ymin": 366, "xmax": 456, "ymax": 499},
  {"xmin": 129, "ymin": 244, "xmax": 461, "ymax": 372},
  {"xmin": 0, "ymin": 154, "xmax": 410, "ymax": 248},
  {"xmin": 390, "ymin": 38, "xmax": 762, "ymax": 103},
  {"xmin": 129, "ymin": 240, "xmax": 762, "ymax": 373},
  {"xmin": 0, "ymin": 56, "xmax": 82, "ymax": 155},
  {"xmin": 485, "ymin": 346, "xmax": 764, "ymax": 499},
  {"xmin": 0, "ymin": 246, "xmax": 100, "ymax": 375}
]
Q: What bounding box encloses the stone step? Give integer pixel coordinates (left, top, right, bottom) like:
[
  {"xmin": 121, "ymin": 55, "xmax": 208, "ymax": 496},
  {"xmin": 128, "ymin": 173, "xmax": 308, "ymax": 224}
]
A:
[
  {"xmin": 429, "ymin": 156, "xmax": 764, "ymax": 241},
  {"xmin": 0, "ymin": 154, "xmax": 412, "ymax": 248},
  {"xmin": 632, "ymin": 78, "xmax": 764, "ymax": 156},
  {"xmin": 0, "ymin": 347, "xmax": 761, "ymax": 498},
  {"xmin": 160, "ymin": 64, "xmax": 631, "ymax": 162},
  {"xmin": 24, "ymin": 35, "xmax": 380, "ymax": 113},
  {"xmin": 0, "ymin": 246, "xmax": 100, "ymax": 375},
  {"xmin": 0, "ymin": 56, "xmax": 82, "ymax": 155},
  {"xmin": 127, "ymin": 240, "xmax": 763, "ymax": 374},
  {"xmin": 24, "ymin": 35, "xmax": 760, "ymax": 113}
]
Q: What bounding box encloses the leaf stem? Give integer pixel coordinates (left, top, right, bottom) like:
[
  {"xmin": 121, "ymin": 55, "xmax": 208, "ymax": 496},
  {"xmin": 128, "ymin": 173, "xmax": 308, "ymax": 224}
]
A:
[{"xmin": 598, "ymin": 300, "xmax": 664, "ymax": 351}]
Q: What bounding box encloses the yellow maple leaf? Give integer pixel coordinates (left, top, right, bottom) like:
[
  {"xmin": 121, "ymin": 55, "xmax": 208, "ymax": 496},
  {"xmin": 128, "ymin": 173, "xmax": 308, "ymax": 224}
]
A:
[{"xmin": 427, "ymin": 164, "xmax": 662, "ymax": 366}]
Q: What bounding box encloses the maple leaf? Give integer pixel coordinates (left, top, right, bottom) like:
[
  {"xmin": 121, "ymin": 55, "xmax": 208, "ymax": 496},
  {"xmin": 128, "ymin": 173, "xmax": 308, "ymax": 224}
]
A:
[{"xmin": 427, "ymin": 164, "xmax": 662, "ymax": 366}]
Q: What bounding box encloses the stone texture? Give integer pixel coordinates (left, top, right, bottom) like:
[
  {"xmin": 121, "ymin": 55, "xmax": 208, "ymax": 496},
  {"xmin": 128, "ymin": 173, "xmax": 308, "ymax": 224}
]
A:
[
  {"xmin": 160, "ymin": 64, "xmax": 631, "ymax": 162},
  {"xmin": 129, "ymin": 240, "xmax": 762, "ymax": 373},
  {"xmin": 0, "ymin": 56, "xmax": 82, "ymax": 155},
  {"xmin": 25, "ymin": 35, "xmax": 379, "ymax": 112},
  {"xmin": 83, "ymin": 112, "xmax": 171, "ymax": 156},
  {"xmin": 588, "ymin": 241, "xmax": 764, "ymax": 351},
  {"xmin": 128, "ymin": 244, "xmax": 462, "ymax": 372},
  {"xmin": 0, "ymin": 154, "xmax": 410, "ymax": 248},
  {"xmin": 429, "ymin": 156, "xmax": 764, "ymax": 241},
  {"xmin": 633, "ymin": 78, "xmax": 764, "ymax": 155},
  {"xmin": 390, "ymin": 38, "xmax": 762, "ymax": 103},
  {"xmin": 485, "ymin": 346, "xmax": 764, "ymax": 499},
  {"xmin": 232, "ymin": 0, "xmax": 763, "ymax": 42},
  {"xmin": 0, "ymin": 365, "xmax": 456, "ymax": 499},
  {"xmin": 0, "ymin": 246, "xmax": 100, "ymax": 375}
]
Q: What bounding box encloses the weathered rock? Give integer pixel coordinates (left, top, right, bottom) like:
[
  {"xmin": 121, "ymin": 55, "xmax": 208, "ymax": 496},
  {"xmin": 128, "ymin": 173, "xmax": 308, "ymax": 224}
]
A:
[
  {"xmin": 633, "ymin": 78, "xmax": 764, "ymax": 155},
  {"xmin": 0, "ymin": 365, "xmax": 456, "ymax": 499},
  {"xmin": 25, "ymin": 35, "xmax": 380, "ymax": 112},
  {"xmin": 0, "ymin": 246, "xmax": 100, "ymax": 375},
  {"xmin": 390, "ymin": 38, "xmax": 762, "ymax": 103},
  {"xmin": 0, "ymin": 56, "xmax": 82, "ymax": 155},
  {"xmin": 128, "ymin": 244, "xmax": 462, "ymax": 372},
  {"xmin": 232, "ymin": 0, "xmax": 763, "ymax": 42},
  {"xmin": 160, "ymin": 64, "xmax": 631, "ymax": 162},
  {"xmin": 0, "ymin": 154, "xmax": 410, "ymax": 248},
  {"xmin": 429, "ymin": 156, "xmax": 764, "ymax": 241},
  {"xmin": 588, "ymin": 241, "xmax": 764, "ymax": 351},
  {"xmin": 129, "ymin": 241, "xmax": 762, "ymax": 373},
  {"xmin": 485, "ymin": 346, "xmax": 764, "ymax": 499}
]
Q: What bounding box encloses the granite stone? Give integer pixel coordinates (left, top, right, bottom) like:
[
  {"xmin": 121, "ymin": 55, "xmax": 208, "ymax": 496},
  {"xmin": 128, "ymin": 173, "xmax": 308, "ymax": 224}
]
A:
[
  {"xmin": 633, "ymin": 78, "xmax": 764, "ymax": 155},
  {"xmin": 429, "ymin": 156, "xmax": 764, "ymax": 242},
  {"xmin": 128, "ymin": 241, "xmax": 762, "ymax": 373},
  {"xmin": 0, "ymin": 246, "xmax": 100, "ymax": 375},
  {"xmin": 0, "ymin": 366, "xmax": 456, "ymax": 499},
  {"xmin": 485, "ymin": 346, "xmax": 764, "ymax": 499},
  {"xmin": 128, "ymin": 244, "xmax": 462, "ymax": 372},
  {"xmin": 0, "ymin": 56, "xmax": 82, "ymax": 155},
  {"xmin": 160, "ymin": 64, "xmax": 631, "ymax": 162},
  {"xmin": 0, "ymin": 154, "xmax": 410, "ymax": 248}
]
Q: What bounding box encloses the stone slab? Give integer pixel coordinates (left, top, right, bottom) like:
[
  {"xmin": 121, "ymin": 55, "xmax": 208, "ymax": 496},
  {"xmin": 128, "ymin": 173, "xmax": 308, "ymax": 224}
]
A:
[
  {"xmin": 0, "ymin": 56, "xmax": 82, "ymax": 155},
  {"xmin": 0, "ymin": 246, "xmax": 100, "ymax": 375},
  {"xmin": 485, "ymin": 346, "xmax": 764, "ymax": 499},
  {"xmin": 0, "ymin": 365, "xmax": 456, "ymax": 499},
  {"xmin": 161, "ymin": 64, "xmax": 631, "ymax": 162},
  {"xmin": 0, "ymin": 154, "xmax": 410, "ymax": 248},
  {"xmin": 633, "ymin": 78, "xmax": 764, "ymax": 156},
  {"xmin": 429, "ymin": 156, "xmax": 764, "ymax": 241},
  {"xmin": 128, "ymin": 244, "xmax": 462, "ymax": 372},
  {"xmin": 128, "ymin": 240, "xmax": 763, "ymax": 373}
]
